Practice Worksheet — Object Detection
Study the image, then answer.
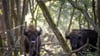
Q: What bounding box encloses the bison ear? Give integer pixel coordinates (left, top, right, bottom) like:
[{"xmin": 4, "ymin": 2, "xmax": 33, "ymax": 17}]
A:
[
  {"xmin": 65, "ymin": 35, "xmax": 70, "ymax": 39},
  {"xmin": 24, "ymin": 29, "xmax": 28, "ymax": 36},
  {"xmin": 37, "ymin": 27, "xmax": 42, "ymax": 36},
  {"xmin": 65, "ymin": 31, "xmax": 70, "ymax": 39}
]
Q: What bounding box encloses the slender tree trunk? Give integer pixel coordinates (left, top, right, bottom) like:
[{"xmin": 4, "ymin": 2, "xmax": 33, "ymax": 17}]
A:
[
  {"xmin": 92, "ymin": 0, "xmax": 97, "ymax": 24},
  {"xmin": 2, "ymin": 0, "xmax": 15, "ymax": 56},
  {"xmin": 20, "ymin": 0, "xmax": 28, "ymax": 55},
  {"xmin": 0, "ymin": 0, "xmax": 6, "ymax": 55},
  {"xmin": 97, "ymin": 0, "xmax": 100, "ymax": 56},
  {"xmin": 10, "ymin": 0, "xmax": 19, "ymax": 56},
  {"xmin": 78, "ymin": 14, "xmax": 82, "ymax": 29},
  {"xmin": 56, "ymin": 2, "xmax": 63, "ymax": 26}
]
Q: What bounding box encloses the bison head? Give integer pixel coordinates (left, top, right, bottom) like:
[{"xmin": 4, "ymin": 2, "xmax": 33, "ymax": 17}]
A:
[
  {"xmin": 24, "ymin": 24, "xmax": 42, "ymax": 46},
  {"xmin": 65, "ymin": 29, "xmax": 88, "ymax": 50}
]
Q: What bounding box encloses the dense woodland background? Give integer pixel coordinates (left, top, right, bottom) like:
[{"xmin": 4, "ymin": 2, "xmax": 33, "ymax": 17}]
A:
[{"xmin": 0, "ymin": 0, "xmax": 100, "ymax": 56}]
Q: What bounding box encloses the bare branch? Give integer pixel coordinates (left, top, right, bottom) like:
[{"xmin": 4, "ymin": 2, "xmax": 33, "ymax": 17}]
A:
[
  {"xmin": 89, "ymin": 44, "xmax": 100, "ymax": 51},
  {"xmin": 71, "ymin": 42, "xmax": 88, "ymax": 53},
  {"xmin": 41, "ymin": 47, "xmax": 54, "ymax": 55},
  {"xmin": 71, "ymin": 39, "xmax": 89, "ymax": 54},
  {"xmin": 67, "ymin": 8, "xmax": 75, "ymax": 32},
  {"xmin": 56, "ymin": 3, "xmax": 63, "ymax": 26}
]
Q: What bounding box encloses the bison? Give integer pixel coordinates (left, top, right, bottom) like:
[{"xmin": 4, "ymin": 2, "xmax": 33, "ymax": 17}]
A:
[
  {"xmin": 65, "ymin": 29, "xmax": 98, "ymax": 53},
  {"xmin": 24, "ymin": 25, "xmax": 42, "ymax": 56}
]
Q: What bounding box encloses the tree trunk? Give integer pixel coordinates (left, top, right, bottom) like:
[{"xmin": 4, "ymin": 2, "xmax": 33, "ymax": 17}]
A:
[
  {"xmin": 36, "ymin": 1, "xmax": 71, "ymax": 54},
  {"xmin": 97, "ymin": 0, "xmax": 100, "ymax": 56},
  {"xmin": 20, "ymin": 0, "xmax": 28, "ymax": 55},
  {"xmin": 2, "ymin": 0, "xmax": 15, "ymax": 56}
]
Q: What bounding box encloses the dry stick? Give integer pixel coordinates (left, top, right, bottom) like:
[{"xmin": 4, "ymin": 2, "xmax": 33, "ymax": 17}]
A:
[
  {"xmin": 71, "ymin": 42, "xmax": 88, "ymax": 53},
  {"xmin": 41, "ymin": 47, "xmax": 54, "ymax": 56},
  {"xmin": 89, "ymin": 44, "xmax": 100, "ymax": 51},
  {"xmin": 67, "ymin": 39, "xmax": 89, "ymax": 55},
  {"xmin": 0, "ymin": 24, "xmax": 24, "ymax": 34},
  {"xmin": 41, "ymin": 42, "xmax": 59, "ymax": 46}
]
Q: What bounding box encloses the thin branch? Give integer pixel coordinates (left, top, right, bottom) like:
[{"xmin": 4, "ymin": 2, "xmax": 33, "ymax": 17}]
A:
[
  {"xmin": 29, "ymin": 0, "xmax": 36, "ymax": 22},
  {"xmin": 71, "ymin": 42, "xmax": 88, "ymax": 54},
  {"xmin": 67, "ymin": 9, "xmax": 75, "ymax": 32},
  {"xmin": 21, "ymin": 0, "xmax": 27, "ymax": 25},
  {"xmin": 33, "ymin": 4, "xmax": 38, "ymax": 14},
  {"xmin": 92, "ymin": 0, "xmax": 97, "ymax": 24},
  {"xmin": 41, "ymin": 48, "xmax": 54, "ymax": 56},
  {"xmin": 78, "ymin": 14, "xmax": 82, "ymax": 29},
  {"xmin": 0, "ymin": 24, "xmax": 24, "ymax": 34},
  {"xmin": 56, "ymin": 3, "xmax": 63, "ymax": 26},
  {"xmin": 71, "ymin": 39, "xmax": 88, "ymax": 54},
  {"xmin": 89, "ymin": 44, "xmax": 100, "ymax": 51},
  {"xmin": 29, "ymin": 0, "xmax": 35, "ymax": 21}
]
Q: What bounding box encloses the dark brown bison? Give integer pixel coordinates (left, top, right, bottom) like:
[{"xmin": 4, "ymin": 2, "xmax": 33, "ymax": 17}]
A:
[
  {"xmin": 24, "ymin": 25, "xmax": 42, "ymax": 56},
  {"xmin": 65, "ymin": 29, "xmax": 98, "ymax": 53}
]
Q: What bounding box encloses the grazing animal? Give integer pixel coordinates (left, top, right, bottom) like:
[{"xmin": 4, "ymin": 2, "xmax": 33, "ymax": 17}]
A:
[
  {"xmin": 24, "ymin": 25, "xmax": 42, "ymax": 56},
  {"xmin": 65, "ymin": 29, "xmax": 98, "ymax": 52}
]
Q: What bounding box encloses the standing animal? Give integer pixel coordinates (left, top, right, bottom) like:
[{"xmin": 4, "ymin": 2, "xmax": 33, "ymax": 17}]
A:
[
  {"xmin": 65, "ymin": 29, "xmax": 98, "ymax": 53},
  {"xmin": 24, "ymin": 25, "xmax": 42, "ymax": 56}
]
